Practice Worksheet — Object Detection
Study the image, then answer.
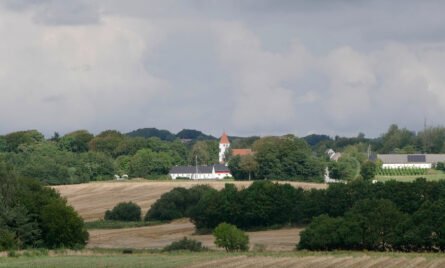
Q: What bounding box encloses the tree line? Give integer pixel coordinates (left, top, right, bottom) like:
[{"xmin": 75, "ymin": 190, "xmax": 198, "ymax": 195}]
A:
[
  {"xmin": 146, "ymin": 179, "xmax": 445, "ymax": 251},
  {"xmin": 2, "ymin": 124, "xmax": 445, "ymax": 184}
]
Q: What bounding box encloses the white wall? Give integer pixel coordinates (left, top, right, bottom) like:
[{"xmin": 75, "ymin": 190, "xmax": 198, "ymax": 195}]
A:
[
  {"xmin": 219, "ymin": 143, "xmax": 230, "ymax": 163},
  {"xmin": 382, "ymin": 163, "xmax": 432, "ymax": 169}
]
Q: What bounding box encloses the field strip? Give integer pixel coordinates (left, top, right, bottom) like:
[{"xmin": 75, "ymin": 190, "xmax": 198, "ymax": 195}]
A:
[
  {"xmin": 87, "ymin": 218, "xmax": 302, "ymax": 251},
  {"xmin": 53, "ymin": 180, "xmax": 326, "ymax": 221}
]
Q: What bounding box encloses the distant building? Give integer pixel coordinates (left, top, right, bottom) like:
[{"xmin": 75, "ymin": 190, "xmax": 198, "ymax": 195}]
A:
[
  {"xmin": 169, "ymin": 164, "xmax": 231, "ymax": 180},
  {"xmin": 375, "ymin": 154, "xmax": 445, "ymax": 169},
  {"xmin": 326, "ymin": 149, "xmax": 342, "ymax": 161},
  {"xmin": 218, "ymin": 132, "xmax": 254, "ymax": 164}
]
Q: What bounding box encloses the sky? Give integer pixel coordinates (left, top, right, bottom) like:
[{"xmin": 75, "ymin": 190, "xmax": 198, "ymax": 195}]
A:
[{"xmin": 1, "ymin": 0, "xmax": 445, "ymax": 138}]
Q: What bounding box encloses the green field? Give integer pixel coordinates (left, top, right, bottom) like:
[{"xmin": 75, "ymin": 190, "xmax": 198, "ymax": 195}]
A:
[{"xmin": 3, "ymin": 250, "xmax": 445, "ymax": 268}]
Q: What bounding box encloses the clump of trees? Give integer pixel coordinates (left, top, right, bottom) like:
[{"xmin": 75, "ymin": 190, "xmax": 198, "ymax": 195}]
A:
[
  {"xmin": 229, "ymin": 135, "xmax": 324, "ymax": 181},
  {"xmin": 145, "ymin": 185, "xmax": 216, "ymax": 221},
  {"xmin": 162, "ymin": 237, "xmax": 207, "ymax": 252},
  {"xmin": 299, "ymin": 198, "xmax": 445, "ymax": 251},
  {"xmin": 104, "ymin": 202, "xmax": 142, "ymax": 221},
  {"xmin": 0, "ymin": 159, "xmax": 88, "ymax": 250},
  {"xmin": 213, "ymin": 223, "xmax": 249, "ymax": 252}
]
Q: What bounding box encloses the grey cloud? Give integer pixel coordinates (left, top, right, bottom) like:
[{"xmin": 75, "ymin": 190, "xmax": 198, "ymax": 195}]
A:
[{"xmin": 1, "ymin": 1, "xmax": 445, "ymax": 137}]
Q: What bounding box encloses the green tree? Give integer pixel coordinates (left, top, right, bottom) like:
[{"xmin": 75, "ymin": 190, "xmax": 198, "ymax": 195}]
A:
[
  {"xmin": 88, "ymin": 130, "xmax": 124, "ymax": 156},
  {"xmin": 129, "ymin": 149, "xmax": 174, "ymax": 178},
  {"xmin": 104, "ymin": 202, "xmax": 141, "ymax": 221},
  {"xmin": 239, "ymin": 155, "xmax": 258, "ymax": 180},
  {"xmin": 213, "ymin": 223, "xmax": 249, "ymax": 252},
  {"xmin": 4, "ymin": 130, "xmax": 44, "ymax": 152},
  {"xmin": 59, "ymin": 130, "xmax": 94, "ymax": 153},
  {"xmin": 360, "ymin": 161, "xmax": 376, "ymax": 181},
  {"xmin": 40, "ymin": 200, "xmax": 89, "ymax": 249},
  {"xmin": 188, "ymin": 141, "xmax": 218, "ymax": 165},
  {"xmin": 253, "ymin": 136, "xmax": 323, "ymax": 181}
]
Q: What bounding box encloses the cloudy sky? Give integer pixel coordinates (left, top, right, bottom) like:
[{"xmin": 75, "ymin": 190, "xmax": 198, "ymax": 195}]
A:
[{"xmin": 1, "ymin": 0, "xmax": 445, "ymax": 138}]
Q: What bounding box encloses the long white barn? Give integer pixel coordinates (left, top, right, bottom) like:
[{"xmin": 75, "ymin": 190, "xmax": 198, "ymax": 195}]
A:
[
  {"xmin": 169, "ymin": 164, "xmax": 232, "ymax": 180},
  {"xmin": 377, "ymin": 154, "xmax": 445, "ymax": 169}
]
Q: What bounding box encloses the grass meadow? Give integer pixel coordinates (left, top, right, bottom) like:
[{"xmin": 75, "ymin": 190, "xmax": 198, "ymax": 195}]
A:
[{"xmin": 3, "ymin": 250, "xmax": 445, "ymax": 268}]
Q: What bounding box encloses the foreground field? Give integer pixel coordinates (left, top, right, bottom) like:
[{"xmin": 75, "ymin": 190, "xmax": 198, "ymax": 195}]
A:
[
  {"xmin": 3, "ymin": 251, "xmax": 445, "ymax": 268},
  {"xmin": 53, "ymin": 180, "xmax": 327, "ymax": 221},
  {"xmin": 87, "ymin": 219, "xmax": 301, "ymax": 251}
]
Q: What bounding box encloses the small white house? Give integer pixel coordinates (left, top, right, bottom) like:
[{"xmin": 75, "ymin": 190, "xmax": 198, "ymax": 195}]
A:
[{"xmin": 169, "ymin": 164, "xmax": 232, "ymax": 180}]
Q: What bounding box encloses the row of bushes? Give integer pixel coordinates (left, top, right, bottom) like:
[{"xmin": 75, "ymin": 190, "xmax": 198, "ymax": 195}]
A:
[
  {"xmin": 103, "ymin": 185, "xmax": 215, "ymax": 222},
  {"xmin": 147, "ymin": 179, "xmax": 445, "ymax": 232}
]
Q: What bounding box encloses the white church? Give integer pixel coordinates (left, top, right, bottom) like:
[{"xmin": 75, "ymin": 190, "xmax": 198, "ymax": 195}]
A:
[{"xmin": 170, "ymin": 132, "xmax": 253, "ymax": 180}]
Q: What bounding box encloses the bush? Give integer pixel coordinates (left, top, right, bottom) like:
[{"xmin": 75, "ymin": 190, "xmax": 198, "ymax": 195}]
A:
[
  {"xmin": 0, "ymin": 229, "xmax": 17, "ymax": 251},
  {"xmin": 105, "ymin": 202, "xmax": 141, "ymax": 221},
  {"xmin": 40, "ymin": 200, "xmax": 89, "ymax": 249},
  {"xmin": 145, "ymin": 185, "xmax": 216, "ymax": 221},
  {"xmin": 213, "ymin": 223, "xmax": 249, "ymax": 252},
  {"xmin": 163, "ymin": 237, "xmax": 207, "ymax": 252}
]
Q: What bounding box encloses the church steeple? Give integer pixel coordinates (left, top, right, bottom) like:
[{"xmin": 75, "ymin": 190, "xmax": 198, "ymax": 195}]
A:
[
  {"xmin": 219, "ymin": 132, "xmax": 230, "ymax": 164},
  {"xmin": 220, "ymin": 132, "xmax": 230, "ymax": 144}
]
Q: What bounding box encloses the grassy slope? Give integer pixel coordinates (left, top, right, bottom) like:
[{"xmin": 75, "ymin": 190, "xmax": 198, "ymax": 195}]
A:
[{"xmin": 3, "ymin": 251, "xmax": 445, "ymax": 268}]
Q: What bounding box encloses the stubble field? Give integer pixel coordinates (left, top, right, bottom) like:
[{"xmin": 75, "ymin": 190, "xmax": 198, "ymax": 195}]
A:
[{"xmin": 53, "ymin": 180, "xmax": 327, "ymax": 221}]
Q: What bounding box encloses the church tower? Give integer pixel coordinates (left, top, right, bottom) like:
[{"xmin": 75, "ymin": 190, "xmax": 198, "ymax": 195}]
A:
[{"xmin": 219, "ymin": 132, "xmax": 230, "ymax": 164}]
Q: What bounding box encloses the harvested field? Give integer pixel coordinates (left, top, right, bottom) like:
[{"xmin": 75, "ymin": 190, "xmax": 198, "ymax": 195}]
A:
[
  {"xmin": 3, "ymin": 252, "xmax": 445, "ymax": 268},
  {"xmin": 185, "ymin": 255, "xmax": 445, "ymax": 268},
  {"xmin": 87, "ymin": 218, "xmax": 302, "ymax": 251},
  {"xmin": 53, "ymin": 180, "xmax": 326, "ymax": 221}
]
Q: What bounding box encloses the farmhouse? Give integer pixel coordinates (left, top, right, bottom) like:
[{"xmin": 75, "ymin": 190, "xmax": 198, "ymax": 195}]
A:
[
  {"xmin": 376, "ymin": 154, "xmax": 445, "ymax": 169},
  {"xmin": 169, "ymin": 164, "xmax": 231, "ymax": 180}
]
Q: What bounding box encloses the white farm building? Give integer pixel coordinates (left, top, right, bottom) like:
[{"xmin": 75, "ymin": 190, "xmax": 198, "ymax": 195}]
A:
[
  {"xmin": 169, "ymin": 164, "xmax": 232, "ymax": 180},
  {"xmin": 376, "ymin": 154, "xmax": 445, "ymax": 169}
]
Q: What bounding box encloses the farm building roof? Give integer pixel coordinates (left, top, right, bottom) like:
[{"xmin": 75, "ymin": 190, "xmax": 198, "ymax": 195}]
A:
[{"xmin": 377, "ymin": 154, "xmax": 445, "ymax": 164}]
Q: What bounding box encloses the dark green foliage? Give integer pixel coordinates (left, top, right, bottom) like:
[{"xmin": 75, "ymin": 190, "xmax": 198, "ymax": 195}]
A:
[
  {"xmin": 4, "ymin": 130, "xmax": 44, "ymax": 152},
  {"xmin": 126, "ymin": 128, "xmax": 176, "ymax": 141},
  {"xmin": 189, "ymin": 181, "xmax": 305, "ymax": 230},
  {"xmin": 145, "ymin": 185, "xmax": 216, "ymax": 221},
  {"xmin": 59, "ymin": 130, "xmax": 94, "ymax": 153},
  {"xmin": 303, "ymin": 134, "xmax": 332, "ymax": 147},
  {"xmin": 0, "ymin": 161, "xmax": 88, "ymax": 250},
  {"xmin": 40, "ymin": 200, "xmax": 89, "ymax": 249},
  {"xmin": 129, "ymin": 149, "xmax": 174, "ymax": 178},
  {"xmin": 162, "ymin": 237, "xmax": 207, "ymax": 252},
  {"xmin": 252, "ymin": 136, "xmax": 324, "ymax": 181},
  {"xmin": 213, "ymin": 223, "xmax": 249, "ymax": 252},
  {"xmin": 360, "ymin": 161, "xmax": 376, "ymax": 180},
  {"xmin": 228, "ymin": 156, "xmax": 248, "ymax": 180},
  {"xmin": 104, "ymin": 202, "xmax": 141, "ymax": 221},
  {"xmin": 176, "ymin": 129, "xmax": 215, "ymax": 140},
  {"xmin": 436, "ymin": 162, "xmax": 445, "ymax": 171}
]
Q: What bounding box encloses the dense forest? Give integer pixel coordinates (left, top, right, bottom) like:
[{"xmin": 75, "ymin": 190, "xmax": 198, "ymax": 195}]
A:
[{"xmin": 1, "ymin": 124, "xmax": 445, "ymax": 184}]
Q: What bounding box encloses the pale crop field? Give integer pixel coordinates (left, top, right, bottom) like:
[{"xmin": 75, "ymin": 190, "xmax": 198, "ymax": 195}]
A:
[
  {"xmin": 53, "ymin": 180, "xmax": 327, "ymax": 221},
  {"xmin": 87, "ymin": 218, "xmax": 302, "ymax": 251}
]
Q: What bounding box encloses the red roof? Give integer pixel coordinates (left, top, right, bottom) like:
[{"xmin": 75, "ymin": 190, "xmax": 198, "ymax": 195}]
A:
[
  {"xmin": 220, "ymin": 132, "xmax": 230, "ymax": 144},
  {"xmin": 232, "ymin": 149, "xmax": 253, "ymax": 156}
]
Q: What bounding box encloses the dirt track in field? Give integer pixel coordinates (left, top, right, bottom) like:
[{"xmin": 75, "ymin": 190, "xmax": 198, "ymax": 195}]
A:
[
  {"xmin": 53, "ymin": 180, "xmax": 326, "ymax": 222},
  {"xmin": 87, "ymin": 218, "xmax": 302, "ymax": 251}
]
